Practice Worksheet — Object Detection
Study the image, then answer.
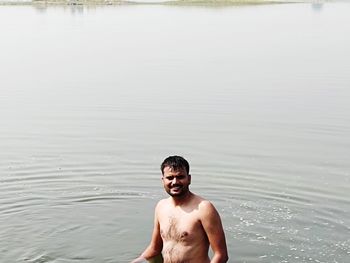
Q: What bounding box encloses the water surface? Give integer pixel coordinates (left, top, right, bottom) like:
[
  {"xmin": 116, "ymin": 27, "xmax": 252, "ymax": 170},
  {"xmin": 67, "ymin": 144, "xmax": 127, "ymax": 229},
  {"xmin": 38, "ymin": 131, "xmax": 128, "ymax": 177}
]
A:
[{"xmin": 0, "ymin": 2, "xmax": 349, "ymax": 263}]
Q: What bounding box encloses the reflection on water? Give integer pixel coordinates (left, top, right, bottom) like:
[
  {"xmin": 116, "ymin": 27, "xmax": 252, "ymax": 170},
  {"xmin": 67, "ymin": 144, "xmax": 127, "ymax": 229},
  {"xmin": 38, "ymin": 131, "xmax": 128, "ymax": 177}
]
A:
[
  {"xmin": 34, "ymin": 3, "xmax": 87, "ymax": 14},
  {"xmin": 311, "ymin": 2, "xmax": 323, "ymax": 12},
  {"xmin": 31, "ymin": 1, "xmax": 327, "ymax": 15},
  {"xmin": 0, "ymin": 2, "xmax": 349, "ymax": 263}
]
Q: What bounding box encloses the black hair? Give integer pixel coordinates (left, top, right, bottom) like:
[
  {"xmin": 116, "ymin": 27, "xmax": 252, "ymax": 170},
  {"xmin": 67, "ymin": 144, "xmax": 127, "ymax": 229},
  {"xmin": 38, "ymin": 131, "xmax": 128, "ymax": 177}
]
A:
[{"xmin": 160, "ymin": 155, "xmax": 190, "ymax": 175}]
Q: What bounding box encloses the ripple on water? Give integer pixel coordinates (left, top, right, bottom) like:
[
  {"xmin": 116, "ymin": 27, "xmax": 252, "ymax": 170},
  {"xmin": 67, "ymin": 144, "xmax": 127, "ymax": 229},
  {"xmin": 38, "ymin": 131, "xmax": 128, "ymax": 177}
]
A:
[
  {"xmin": 19, "ymin": 249, "xmax": 94, "ymax": 263},
  {"xmin": 0, "ymin": 156, "xmax": 156, "ymax": 216},
  {"xmin": 224, "ymin": 191, "xmax": 350, "ymax": 263}
]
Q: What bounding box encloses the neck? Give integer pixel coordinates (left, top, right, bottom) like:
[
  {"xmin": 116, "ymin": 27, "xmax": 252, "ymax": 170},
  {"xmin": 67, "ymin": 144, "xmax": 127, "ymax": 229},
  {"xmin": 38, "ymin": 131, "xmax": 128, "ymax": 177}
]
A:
[{"xmin": 171, "ymin": 191, "xmax": 192, "ymax": 206}]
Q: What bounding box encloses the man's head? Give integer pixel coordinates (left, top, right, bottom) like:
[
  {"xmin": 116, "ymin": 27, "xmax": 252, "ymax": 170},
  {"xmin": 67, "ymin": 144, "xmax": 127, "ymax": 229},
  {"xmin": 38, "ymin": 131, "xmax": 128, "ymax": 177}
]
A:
[
  {"xmin": 161, "ymin": 156, "xmax": 191, "ymax": 198},
  {"xmin": 161, "ymin": 155, "xmax": 190, "ymax": 175}
]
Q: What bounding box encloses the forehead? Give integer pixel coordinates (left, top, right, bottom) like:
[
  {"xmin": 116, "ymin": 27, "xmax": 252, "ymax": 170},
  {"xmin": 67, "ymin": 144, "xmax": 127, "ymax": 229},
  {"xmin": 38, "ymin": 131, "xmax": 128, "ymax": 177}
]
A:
[{"xmin": 163, "ymin": 166, "xmax": 187, "ymax": 175}]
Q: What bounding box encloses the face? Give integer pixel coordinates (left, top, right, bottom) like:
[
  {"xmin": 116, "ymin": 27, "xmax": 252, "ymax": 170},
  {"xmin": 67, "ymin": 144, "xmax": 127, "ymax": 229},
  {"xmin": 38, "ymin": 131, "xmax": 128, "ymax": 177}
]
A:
[{"xmin": 162, "ymin": 166, "xmax": 191, "ymax": 198}]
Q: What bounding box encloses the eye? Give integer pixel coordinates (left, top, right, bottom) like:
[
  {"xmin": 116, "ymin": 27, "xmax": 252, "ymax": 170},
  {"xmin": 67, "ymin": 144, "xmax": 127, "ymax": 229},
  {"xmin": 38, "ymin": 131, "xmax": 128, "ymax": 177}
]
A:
[{"xmin": 166, "ymin": 176, "xmax": 174, "ymax": 180}]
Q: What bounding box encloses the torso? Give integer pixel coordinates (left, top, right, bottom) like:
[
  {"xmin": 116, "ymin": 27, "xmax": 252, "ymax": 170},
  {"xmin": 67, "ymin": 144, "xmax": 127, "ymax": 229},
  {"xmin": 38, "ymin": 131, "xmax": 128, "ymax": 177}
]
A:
[{"xmin": 157, "ymin": 194, "xmax": 210, "ymax": 263}]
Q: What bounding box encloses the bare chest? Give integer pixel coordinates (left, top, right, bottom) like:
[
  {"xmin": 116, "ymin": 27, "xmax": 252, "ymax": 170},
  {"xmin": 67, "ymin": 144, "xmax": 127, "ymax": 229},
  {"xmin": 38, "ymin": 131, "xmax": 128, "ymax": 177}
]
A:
[{"xmin": 159, "ymin": 212, "xmax": 204, "ymax": 243}]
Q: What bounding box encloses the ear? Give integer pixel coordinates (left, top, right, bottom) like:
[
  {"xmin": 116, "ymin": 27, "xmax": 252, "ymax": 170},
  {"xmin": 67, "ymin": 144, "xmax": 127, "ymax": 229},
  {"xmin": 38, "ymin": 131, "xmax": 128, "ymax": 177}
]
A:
[{"xmin": 188, "ymin": 174, "xmax": 191, "ymax": 184}]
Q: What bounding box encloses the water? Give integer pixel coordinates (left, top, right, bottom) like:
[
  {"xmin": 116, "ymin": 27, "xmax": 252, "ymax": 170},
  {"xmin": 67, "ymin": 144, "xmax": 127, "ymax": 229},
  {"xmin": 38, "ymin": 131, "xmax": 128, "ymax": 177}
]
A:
[{"xmin": 0, "ymin": 2, "xmax": 349, "ymax": 263}]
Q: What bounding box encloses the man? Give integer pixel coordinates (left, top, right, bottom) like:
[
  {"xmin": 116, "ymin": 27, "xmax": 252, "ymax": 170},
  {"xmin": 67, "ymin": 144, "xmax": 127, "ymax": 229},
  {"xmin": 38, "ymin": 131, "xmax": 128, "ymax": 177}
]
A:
[{"xmin": 132, "ymin": 156, "xmax": 228, "ymax": 263}]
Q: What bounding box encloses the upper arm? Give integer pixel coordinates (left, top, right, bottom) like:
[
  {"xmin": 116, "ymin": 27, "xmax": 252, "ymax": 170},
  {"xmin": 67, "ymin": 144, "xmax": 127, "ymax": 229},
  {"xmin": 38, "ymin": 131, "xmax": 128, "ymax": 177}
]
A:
[
  {"xmin": 150, "ymin": 203, "xmax": 163, "ymax": 251},
  {"xmin": 200, "ymin": 201, "xmax": 228, "ymax": 261},
  {"xmin": 141, "ymin": 202, "xmax": 163, "ymax": 259}
]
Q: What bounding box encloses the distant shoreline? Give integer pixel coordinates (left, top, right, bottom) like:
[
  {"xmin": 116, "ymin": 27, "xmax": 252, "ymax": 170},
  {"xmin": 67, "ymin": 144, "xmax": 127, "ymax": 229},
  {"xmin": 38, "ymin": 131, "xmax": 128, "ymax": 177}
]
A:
[{"xmin": 0, "ymin": 0, "xmax": 329, "ymax": 6}]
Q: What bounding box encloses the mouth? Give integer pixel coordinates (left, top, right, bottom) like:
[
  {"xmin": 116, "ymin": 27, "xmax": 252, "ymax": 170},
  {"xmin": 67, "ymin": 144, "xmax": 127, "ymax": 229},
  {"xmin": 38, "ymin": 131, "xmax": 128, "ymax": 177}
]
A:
[{"xmin": 170, "ymin": 186, "xmax": 182, "ymax": 191}]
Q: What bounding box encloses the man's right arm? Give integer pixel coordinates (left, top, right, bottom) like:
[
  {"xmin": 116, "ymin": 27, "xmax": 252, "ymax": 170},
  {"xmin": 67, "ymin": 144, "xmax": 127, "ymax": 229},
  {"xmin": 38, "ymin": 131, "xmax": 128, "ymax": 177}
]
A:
[{"xmin": 131, "ymin": 202, "xmax": 163, "ymax": 263}]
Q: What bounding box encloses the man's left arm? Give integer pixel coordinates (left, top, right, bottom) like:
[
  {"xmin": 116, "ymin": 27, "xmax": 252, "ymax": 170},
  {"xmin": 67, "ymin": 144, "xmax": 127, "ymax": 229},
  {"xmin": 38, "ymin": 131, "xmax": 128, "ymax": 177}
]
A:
[{"xmin": 200, "ymin": 201, "xmax": 229, "ymax": 263}]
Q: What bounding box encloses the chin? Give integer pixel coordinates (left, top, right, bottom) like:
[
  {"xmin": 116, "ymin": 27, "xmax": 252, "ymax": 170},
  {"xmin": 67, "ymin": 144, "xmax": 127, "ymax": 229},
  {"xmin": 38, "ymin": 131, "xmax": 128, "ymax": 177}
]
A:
[{"xmin": 169, "ymin": 191, "xmax": 186, "ymax": 197}]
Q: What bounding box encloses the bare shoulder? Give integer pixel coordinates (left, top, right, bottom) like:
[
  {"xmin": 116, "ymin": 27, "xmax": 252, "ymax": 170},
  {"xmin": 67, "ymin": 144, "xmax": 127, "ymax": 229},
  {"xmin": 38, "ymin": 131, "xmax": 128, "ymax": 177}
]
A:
[
  {"xmin": 155, "ymin": 198, "xmax": 171, "ymax": 211},
  {"xmin": 155, "ymin": 199, "xmax": 164, "ymax": 210},
  {"xmin": 157, "ymin": 197, "xmax": 171, "ymax": 206},
  {"xmin": 195, "ymin": 195, "xmax": 215, "ymax": 209},
  {"xmin": 197, "ymin": 198, "xmax": 220, "ymax": 218}
]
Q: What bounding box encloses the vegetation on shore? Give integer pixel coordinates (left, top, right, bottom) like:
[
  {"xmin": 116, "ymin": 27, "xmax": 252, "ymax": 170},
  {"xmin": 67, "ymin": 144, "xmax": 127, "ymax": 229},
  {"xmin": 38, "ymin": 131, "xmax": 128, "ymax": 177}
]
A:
[{"xmin": 0, "ymin": 0, "xmax": 326, "ymax": 6}]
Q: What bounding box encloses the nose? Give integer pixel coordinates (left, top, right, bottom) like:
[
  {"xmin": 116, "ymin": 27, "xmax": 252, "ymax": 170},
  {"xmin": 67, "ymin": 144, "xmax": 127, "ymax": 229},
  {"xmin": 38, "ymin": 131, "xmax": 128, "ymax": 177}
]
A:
[{"xmin": 172, "ymin": 177, "xmax": 179, "ymax": 185}]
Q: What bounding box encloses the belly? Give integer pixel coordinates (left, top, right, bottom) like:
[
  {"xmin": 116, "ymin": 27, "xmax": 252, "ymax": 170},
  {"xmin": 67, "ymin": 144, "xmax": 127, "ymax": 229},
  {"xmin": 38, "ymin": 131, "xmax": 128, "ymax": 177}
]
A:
[{"xmin": 162, "ymin": 241, "xmax": 210, "ymax": 263}]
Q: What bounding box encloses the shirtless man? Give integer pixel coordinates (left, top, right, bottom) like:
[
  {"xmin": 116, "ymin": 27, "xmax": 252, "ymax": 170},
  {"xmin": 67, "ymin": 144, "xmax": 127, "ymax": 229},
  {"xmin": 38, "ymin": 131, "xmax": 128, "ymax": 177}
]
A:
[{"xmin": 132, "ymin": 156, "xmax": 228, "ymax": 263}]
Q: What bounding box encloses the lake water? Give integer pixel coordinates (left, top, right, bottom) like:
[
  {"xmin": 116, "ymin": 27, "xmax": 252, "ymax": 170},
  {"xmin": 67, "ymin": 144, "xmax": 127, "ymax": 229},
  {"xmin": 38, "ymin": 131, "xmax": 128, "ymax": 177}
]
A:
[{"xmin": 0, "ymin": 2, "xmax": 349, "ymax": 263}]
